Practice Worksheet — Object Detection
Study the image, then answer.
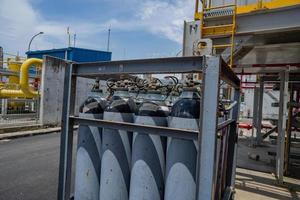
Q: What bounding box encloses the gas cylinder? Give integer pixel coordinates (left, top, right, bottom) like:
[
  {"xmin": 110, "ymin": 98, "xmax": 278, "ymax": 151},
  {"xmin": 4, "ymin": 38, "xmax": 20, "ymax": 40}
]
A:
[
  {"xmin": 129, "ymin": 90, "xmax": 169, "ymax": 200},
  {"xmin": 74, "ymin": 91, "xmax": 107, "ymax": 200},
  {"xmin": 99, "ymin": 87, "xmax": 136, "ymax": 200},
  {"xmin": 164, "ymin": 87, "xmax": 200, "ymax": 200}
]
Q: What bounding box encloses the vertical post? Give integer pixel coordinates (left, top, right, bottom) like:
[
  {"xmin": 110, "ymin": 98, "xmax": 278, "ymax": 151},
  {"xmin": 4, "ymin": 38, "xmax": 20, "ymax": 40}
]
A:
[
  {"xmin": 229, "ymin": 87, "xmax": 240, "ymax": 186},
  {"xmin": 57, "ymin": 63, "xmax": 77, "ymax": 200},
  {"xmin": 0, "ymin": 46, "xmax": 3, "ymax": 69},
  {"xmin": 1, "ymin": 99, "xmax": 7, "ymax": 117},
  {"xmin": 194, "ymin": 0, "xmax": 199, "ymax": 19},
  {"xmin": 196, "ymin": 56, "xmax": 220, "ymax": 200},
  {"xmin": 284, "ymin": 86, "xmax": 293, "ymax": 174},
  {"xmin": 257, "ymin": 0, "xmax": 263, "ymax": 9},
  {"xmin": 35, "ymin": 98, "xmax": 40, "ymax": 124},
  {"xmin": 256, "ymin": 78, "xmax": 264, "ymax": 145},
  {"xmin": 276, "ymin": 71, "xmax": 288, "ymax": 184},
  {"xmin": 251, "ymin": 87, "xmax": 259, "ymax": 146}
]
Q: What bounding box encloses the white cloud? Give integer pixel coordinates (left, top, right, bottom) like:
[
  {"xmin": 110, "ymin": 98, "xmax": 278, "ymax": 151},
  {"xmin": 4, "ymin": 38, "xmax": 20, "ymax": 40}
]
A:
[
  {"xmin": 0, "ymin": 0, "xmax": 194, "ymax": 56},
  {"xmin": 136, "ymin": 0, "xmax": 194, "ymax": 43}
]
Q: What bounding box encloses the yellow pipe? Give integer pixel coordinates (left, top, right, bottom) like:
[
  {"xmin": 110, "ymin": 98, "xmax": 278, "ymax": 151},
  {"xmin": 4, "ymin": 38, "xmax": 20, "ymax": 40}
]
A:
[
  {"xmin": 8, "ymin": 60, "xmax": 21, "ymax": 85},
  {"xmin": 0, "ymin": 89, "xmax": 29, "ymax": 98},
  {"xmin": 19, "ymin": 58, "xmax": 42, "ymax": 97},
  {"xmin": 0, "ymin": 58, "xmax": 42, "ymax": 98}
]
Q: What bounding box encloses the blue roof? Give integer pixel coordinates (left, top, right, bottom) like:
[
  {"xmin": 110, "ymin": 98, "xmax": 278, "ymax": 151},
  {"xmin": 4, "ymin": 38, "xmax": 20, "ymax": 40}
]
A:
[
  {"xmin": 26, "ymin": 47, "xmax": 110, "ymax": 54},
  {"xmin": 26, "ymin": 47, "xmax": 112, "ymax": 63}
]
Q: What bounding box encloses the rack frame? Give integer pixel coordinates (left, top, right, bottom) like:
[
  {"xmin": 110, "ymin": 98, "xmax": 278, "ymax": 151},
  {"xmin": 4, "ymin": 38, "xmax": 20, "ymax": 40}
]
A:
[{"xmin": 57, "ymin": 55, "xmax": 240, "ymax": 200}]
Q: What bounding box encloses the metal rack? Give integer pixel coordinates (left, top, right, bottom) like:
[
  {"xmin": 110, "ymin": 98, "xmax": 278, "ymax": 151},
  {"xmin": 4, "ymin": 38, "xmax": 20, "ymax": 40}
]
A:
[{"xmin": 57, "ymin": 55, "xmax": 240, "ymax": 200}]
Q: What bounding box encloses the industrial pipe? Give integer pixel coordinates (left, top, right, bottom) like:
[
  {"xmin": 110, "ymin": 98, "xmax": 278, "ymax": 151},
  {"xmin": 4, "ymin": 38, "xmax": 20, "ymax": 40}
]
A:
[{"xmin": 0, "ymin": 58, "xmax": 42, "ymax": 98}]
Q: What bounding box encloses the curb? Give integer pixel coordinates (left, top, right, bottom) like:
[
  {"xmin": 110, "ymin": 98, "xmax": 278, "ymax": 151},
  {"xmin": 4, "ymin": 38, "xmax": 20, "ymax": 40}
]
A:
[
  {"xmin": 0, "ymin": 126, "xmax": 79, "ymax": 140},
  {"xmin": 0, "ymin": 127, "xmax": 62, "ymax": 140}
]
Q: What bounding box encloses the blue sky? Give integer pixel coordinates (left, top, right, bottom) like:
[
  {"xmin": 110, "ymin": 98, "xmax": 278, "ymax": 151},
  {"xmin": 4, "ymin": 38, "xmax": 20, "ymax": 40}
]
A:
[{"xmin": 0, "ymin": 0, "xmax": 195, "ymax": 60}]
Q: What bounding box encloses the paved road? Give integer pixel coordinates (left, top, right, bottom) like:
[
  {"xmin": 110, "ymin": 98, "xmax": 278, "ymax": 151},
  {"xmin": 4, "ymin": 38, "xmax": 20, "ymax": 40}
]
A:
[{"xmin": 0, "ymin": 132, "xmax": 76, "ymax": 200}]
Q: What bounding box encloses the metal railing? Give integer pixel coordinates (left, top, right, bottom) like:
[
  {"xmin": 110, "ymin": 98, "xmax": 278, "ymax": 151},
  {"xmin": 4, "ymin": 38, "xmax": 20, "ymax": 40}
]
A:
[{"xmin": 0, "ymin": 98, "xmax": 40, "ymax": 128}]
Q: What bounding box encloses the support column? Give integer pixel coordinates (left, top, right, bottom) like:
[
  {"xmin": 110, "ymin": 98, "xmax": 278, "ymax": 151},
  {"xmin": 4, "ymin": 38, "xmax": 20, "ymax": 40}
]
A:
[
  {"xmin": 58, "ymin": 63, "xmax": 77, "ymax": 200},
  {"xmin": 256, "ymin": 78, "xmax": 264, "ymax": 145},
  {"xmin": 284, "ymin": 85, "xmax": 294, "ymax": 174},
  {"xmin": 251, "ymin": 87, "xmax": 259, "ymax": 146},
  {"xmin": 276, "ymin": 71, "xmax": 289, "ymax": 184},
  {"xmin": 196, "ymin": 56, "xmax": 220, "ymax": 200}
]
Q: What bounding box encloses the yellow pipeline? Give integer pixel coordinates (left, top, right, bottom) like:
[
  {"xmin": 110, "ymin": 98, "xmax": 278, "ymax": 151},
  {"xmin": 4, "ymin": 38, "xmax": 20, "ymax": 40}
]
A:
[
  {"xmin": 8, "ymin": 59, "xmax": 21, "ymax": 85},
  {"xmin": 0, "ymin": 58, "xmax": 42, "ymax": 98}
]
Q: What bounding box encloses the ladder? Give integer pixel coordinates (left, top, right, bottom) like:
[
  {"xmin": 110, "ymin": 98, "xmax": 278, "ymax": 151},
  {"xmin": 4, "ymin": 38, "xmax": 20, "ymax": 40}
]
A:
[{"xmin": 200, "ymin": 3, "xmax": 237, "ymax": 67}]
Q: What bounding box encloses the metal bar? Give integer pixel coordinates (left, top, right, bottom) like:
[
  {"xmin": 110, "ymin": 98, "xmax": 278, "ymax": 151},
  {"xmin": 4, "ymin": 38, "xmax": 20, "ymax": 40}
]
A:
[
  {"xmin": 284, "ymin": 85, "xmax": 294, "ymax": 174},
  {"xmin": 0, "ymin": 99, "xmax": 7, "ymax": 117},
  {"xmin": 228, "ymin": 87, "xmax": 240, "ymax": 188},
  {"xmin": 71, "ymin": 120, "xmax": 238, "ymax": 140},
  {"xmin": 220, "ymin": 61, "xmax": 240, "ymax": 89},
  {"xmin": 197, "ymin": 56, "xmax": 220, "ymax": 200},
  {"xmin": 256, "ymin": 78, "xmax": 264, "ymax": 145},
  {"xmin": 261, "ymin": 75, "xmax": 300, "ymax": 82},
  {"xmin": 236, "ymin": 5, "xmax": 300, "ymax": 35},
  {"xmin": 233, "ymin": 66, "xmax": 300, "ymax": 74},
  {"xmin": 203, "ymin": 4, "xmax": 236, "ymax": 10},
  {"xmin": 262, "ymin": 126, "xmax": 278, "ymax": 139},
  {"xmin": 57, "ymin": 64, "xmax": 77, "ymax": 200},
  {"xmin": 217, "ymin": 119, "xmax": 235, "ymax": 130},
  {"xmin": 202, "ymin": 24, "xmax": 234, "ymax": 29},
  {"xmin": 73, "ymin": 56, "xmax": 204, "ymax": 78},
  {"xmin": 0, "ymin": 68, "xmax": 40, "ymax": 78},
  {"xmin": 71, "ymin": 116, "xmax": 198, "ymax": 140},
  {"xmin": 276, "ymin": 70, "xmax": 289, "ymax": 184},
  {"xmin": 0, "ymin": 113, "xmax": 38, "ymax": 119}
]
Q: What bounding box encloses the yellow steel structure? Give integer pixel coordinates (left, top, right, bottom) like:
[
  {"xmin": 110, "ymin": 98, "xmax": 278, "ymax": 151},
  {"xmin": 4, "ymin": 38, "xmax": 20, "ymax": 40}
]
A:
[
  {"xmin": 194, "ymin": 0, "xmax": 300, "ymax": 67},
  {"xmin": 0, "ymin": 58, "xmax": 42, "ymax": 98},
  {"xmin": 200, "ymin": 3, "xmax": 237, "ymax": 67},
  {"xmin": 195, "ymin": 0, "xmax": 300, "ymax": 20}
]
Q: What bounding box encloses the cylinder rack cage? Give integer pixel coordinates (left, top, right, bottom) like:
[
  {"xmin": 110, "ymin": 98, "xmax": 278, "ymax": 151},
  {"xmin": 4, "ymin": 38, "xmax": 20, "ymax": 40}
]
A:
[{"xmin": 56, "ymin": 55, "xmax": 240, "ymax": 200}]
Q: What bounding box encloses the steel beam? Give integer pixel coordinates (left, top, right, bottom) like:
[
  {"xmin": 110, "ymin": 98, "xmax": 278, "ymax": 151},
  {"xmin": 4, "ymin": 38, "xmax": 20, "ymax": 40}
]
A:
[
  {"xmin": 233, "ymin": 66, "xmax": 300, "ymax": 74},
  {"xmin": 73, "ymin": 56, "xmax": 204, "ymax": 77},
  {"xmin": 71, "ymin": 116, "xmax": 234, "ymax": 141},
  {"xmin": 57, "ymin": 64, "xmax": 77, "ymax": 200},
  {"xmin": 71, "ymin": 116, "xmax": 198, "ymax": 140},
  {"xmin": 236, "ymin": 5, "xmax": 300, "ymax": 35},
  {"xmin": 276, "ymin": 71, "xmax": 289, "ymax": 184},
  {"xmin": 197, "ymin": 56, "xmax": 220, "ymax": 200},
  {"xmin": 220, "ymin": 60, "xmax": 240, "ymax": 89}
]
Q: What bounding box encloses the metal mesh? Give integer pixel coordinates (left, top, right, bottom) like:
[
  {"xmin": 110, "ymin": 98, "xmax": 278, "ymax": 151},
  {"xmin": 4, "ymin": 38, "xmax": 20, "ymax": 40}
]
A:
[{"xmin": 0, "ymin": 98, "xmax": 40, "ymax": 128}]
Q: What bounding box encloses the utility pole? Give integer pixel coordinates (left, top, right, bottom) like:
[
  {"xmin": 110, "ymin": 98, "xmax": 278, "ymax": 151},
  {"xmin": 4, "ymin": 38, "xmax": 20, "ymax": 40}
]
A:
[
  {"xmin": 67, "ymin": 27, "xmax": 71, "ymax": 47},
  {"xmin": 0, "ymin": 46, "xmax": 3, "ymax": 69},
  {"xmin": 73, "ymin": 33, "xmax": 77, "ymax": 47},
  {"xmin": 107, "ymin": 25, "xmax": 111, "ymax": 52}
]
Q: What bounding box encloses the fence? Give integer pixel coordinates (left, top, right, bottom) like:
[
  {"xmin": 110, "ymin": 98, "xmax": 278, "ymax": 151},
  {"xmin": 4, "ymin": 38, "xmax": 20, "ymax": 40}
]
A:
[{"xmin": 0, "ymin": 98, "xmax": 40, "ymax": 128}]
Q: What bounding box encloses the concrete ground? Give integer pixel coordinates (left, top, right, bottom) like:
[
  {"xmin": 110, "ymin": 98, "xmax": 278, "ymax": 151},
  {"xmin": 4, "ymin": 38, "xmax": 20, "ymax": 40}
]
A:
[
  {"xmin": 235, "ymin": 168, "xmax": 300, "ymax": 200},
  {"xmin": 0, "ymin": 132, "xmax": 299, "ymax": 200}
]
